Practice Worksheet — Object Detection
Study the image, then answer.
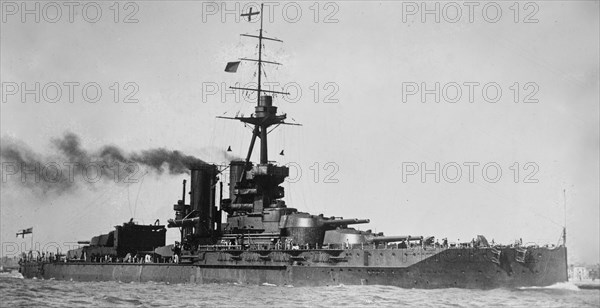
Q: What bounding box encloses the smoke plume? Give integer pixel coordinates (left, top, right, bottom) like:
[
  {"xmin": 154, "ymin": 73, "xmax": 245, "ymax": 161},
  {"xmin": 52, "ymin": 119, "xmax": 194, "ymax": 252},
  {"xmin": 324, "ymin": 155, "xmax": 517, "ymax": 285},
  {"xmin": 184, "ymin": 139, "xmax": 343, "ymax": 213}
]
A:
[{"xmin": 0, "ymin": 132, "xmax": 209, "ymax": 195}]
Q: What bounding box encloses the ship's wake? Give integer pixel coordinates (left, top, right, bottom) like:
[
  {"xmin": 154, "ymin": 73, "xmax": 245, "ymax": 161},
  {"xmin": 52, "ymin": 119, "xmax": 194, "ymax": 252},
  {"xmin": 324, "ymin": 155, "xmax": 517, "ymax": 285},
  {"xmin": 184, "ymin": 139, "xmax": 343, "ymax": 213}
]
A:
[
  {"xmin": 0, "ymin": 271, "xmax": 24, "ymax": 279},
  {"xmin": 517, "ymin": 282, "xmax": 580, "ymax": 291}
]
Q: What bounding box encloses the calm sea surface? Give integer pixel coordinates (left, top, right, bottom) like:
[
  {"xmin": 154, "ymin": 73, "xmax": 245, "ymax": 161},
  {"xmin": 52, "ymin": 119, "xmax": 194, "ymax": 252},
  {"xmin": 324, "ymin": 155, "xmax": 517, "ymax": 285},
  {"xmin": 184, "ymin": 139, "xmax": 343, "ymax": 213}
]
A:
[{"xmin": 1, "ymin": 272, "xmax": 598, "ymax": 308}]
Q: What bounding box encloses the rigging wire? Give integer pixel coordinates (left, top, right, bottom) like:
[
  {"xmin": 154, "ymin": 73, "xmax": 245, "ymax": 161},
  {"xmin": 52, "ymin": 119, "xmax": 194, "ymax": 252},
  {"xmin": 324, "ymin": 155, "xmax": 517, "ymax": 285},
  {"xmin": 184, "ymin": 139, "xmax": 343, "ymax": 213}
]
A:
[
  {"xmin": 132, "ymin": 171, "xmax": 147, "ymax": 219},
  {"xmin": 65, "ymin": 183, "xmax": 132, "ymax": 229},
  {"xmin": 64, "ymin": 168, "xmax": 152, "ymax": 229},
  {"xmin": 126, "ymin": 184, "xmax": 132, "ymax": 218}
]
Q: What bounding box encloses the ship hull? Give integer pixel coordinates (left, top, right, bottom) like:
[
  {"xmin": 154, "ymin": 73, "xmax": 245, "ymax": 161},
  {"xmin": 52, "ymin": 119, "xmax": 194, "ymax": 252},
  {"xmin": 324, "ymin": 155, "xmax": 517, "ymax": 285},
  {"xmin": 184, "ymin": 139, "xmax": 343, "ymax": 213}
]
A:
[{"xmin": 20, "ymin": 246, "xmax": 567, "ymax": 289}]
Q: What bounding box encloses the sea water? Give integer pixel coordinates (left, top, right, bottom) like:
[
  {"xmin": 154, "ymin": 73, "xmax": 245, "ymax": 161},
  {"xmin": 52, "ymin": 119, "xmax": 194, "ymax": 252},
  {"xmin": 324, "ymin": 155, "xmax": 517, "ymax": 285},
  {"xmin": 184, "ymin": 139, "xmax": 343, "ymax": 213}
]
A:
[{"xmin": 0, "ymin": 272, "xmax": 598, "ymax": 307}]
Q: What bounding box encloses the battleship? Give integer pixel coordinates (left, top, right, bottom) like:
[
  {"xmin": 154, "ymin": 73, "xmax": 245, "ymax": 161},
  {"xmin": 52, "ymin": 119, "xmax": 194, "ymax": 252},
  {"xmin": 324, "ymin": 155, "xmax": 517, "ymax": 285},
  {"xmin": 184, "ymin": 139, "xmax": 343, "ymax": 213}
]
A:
[{"xmin": 19, "ymin": 5, "xmax": 568, "ymax": 289}]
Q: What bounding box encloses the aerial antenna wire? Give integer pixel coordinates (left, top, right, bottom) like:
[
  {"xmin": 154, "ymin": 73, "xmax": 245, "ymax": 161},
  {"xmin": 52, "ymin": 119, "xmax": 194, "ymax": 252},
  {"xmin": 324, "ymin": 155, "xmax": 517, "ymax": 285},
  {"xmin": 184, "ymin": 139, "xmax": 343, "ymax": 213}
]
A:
[
  {"xmin": 127, "ymin": 184, "xmax": 132, "ymax": 218},
  {"xmin": 562, "ymin": 189, "xmax": 567, "ymax": 246},
  {"xmin": 132, "ymin": 171, "xmax": 147, "ymax": 219}
]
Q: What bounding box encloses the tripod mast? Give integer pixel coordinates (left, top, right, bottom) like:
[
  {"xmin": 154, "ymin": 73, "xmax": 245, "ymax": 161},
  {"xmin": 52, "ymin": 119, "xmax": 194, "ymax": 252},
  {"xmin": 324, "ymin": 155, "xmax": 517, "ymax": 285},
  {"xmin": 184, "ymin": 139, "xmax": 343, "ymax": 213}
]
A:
[{"xmin": 221, "ymin": 4, "xmax": 298, "ymax": 169}]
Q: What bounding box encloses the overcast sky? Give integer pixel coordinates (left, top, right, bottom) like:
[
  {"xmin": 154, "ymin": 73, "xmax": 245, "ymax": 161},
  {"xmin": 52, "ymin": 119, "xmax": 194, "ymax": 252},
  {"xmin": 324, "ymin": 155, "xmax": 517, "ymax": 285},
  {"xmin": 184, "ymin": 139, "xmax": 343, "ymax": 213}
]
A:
[{"xmin": 1, "ymin": 1, "xmax": 598, "ymax": 264}]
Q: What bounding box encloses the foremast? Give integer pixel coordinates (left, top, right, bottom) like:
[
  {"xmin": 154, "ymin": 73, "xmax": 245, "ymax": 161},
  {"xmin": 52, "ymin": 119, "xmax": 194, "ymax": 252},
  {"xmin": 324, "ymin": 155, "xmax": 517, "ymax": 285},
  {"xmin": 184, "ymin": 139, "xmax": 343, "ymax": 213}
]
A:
[
  {"xmin": 222, "ymin": 3, "xmax": 293, "ymax": 166},
  {"xmin": 219, "ymin": 4, "xmax": 297, "ymax": 223}
]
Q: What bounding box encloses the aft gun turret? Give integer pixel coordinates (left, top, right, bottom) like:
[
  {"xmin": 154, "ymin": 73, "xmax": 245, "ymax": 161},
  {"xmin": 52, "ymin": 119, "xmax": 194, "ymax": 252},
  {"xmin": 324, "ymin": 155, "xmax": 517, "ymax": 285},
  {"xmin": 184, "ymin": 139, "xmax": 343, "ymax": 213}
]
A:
[{"xmin": 367, "ymin": 235, "xmax": 423, "ymax": 243}]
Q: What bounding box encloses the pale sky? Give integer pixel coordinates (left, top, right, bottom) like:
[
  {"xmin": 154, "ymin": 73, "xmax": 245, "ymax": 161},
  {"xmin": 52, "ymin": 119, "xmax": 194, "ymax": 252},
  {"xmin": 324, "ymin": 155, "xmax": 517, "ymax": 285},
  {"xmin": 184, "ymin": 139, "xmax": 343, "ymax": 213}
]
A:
[{"xmin": 1, "ymin": 1, "xmax": 598, "ymax": 264}]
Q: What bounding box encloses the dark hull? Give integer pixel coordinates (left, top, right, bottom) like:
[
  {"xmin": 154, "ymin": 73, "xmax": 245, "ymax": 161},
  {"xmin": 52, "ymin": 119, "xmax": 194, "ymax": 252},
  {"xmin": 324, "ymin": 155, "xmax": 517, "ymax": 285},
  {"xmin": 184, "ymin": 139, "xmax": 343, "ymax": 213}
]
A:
[{"xmin": 20, "ymin": 246, "xmax": 568, "ymax": 289}]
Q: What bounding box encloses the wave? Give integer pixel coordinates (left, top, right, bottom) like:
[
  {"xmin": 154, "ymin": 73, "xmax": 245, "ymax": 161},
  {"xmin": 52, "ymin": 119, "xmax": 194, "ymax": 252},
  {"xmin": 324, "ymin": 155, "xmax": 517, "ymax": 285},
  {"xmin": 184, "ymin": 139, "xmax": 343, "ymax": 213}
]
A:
[
  {"xmin": 261, "ymin": 282, "xmax": 277, "ymax": 287},
  {"xmin": 518, "ymin": 282, "xmax": 580, "ymax": 291},
  {"xmin": 3, "ymin": 278, "xmax": 598, "ymax": 308},
  {"xmin": 0, "ymin": 271, "xmax": 24, "ymax": 279}
]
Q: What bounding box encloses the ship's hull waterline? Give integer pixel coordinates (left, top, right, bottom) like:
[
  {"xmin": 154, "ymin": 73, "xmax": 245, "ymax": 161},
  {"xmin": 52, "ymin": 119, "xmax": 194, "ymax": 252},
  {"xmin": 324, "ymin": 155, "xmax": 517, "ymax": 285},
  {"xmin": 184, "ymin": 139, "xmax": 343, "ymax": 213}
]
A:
[{"xmin": 20, "ymin": 246, "xmax": 567, "ymax": 289}]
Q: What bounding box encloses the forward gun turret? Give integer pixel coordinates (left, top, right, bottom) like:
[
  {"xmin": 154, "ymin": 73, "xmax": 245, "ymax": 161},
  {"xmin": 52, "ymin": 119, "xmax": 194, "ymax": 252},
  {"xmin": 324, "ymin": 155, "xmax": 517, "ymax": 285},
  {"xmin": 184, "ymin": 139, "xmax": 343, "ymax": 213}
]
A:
[{"xmin": 321, "ymin": 218, "xmax": 370, "ymax": 228}]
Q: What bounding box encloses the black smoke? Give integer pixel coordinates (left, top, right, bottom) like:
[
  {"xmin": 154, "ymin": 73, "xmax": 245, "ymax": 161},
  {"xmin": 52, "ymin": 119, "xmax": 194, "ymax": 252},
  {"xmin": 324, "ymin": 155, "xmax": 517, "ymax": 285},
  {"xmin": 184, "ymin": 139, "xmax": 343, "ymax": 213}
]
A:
[{"xmin": 0, "ymin": 132, "xmax": 208, "ymax": 195}]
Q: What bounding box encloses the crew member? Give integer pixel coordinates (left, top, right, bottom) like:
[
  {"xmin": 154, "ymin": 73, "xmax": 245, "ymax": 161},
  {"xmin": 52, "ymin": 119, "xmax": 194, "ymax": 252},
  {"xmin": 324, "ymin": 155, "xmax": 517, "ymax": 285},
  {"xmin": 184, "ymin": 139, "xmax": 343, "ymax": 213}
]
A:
[{"xmin": 399, "ymin": 240, "xmax": 407, "ymax": 249}]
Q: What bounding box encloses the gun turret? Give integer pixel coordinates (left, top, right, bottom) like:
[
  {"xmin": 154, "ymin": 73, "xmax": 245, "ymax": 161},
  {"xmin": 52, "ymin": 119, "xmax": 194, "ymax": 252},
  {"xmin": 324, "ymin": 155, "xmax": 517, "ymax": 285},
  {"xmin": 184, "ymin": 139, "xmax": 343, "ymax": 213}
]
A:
[
  {"xmin": 321, "ymin": 218, "xmax": 370, "ymax": 227},
  {"xmin": 367, "ymin": 235, "xmax": 423, "ymax": 243}
]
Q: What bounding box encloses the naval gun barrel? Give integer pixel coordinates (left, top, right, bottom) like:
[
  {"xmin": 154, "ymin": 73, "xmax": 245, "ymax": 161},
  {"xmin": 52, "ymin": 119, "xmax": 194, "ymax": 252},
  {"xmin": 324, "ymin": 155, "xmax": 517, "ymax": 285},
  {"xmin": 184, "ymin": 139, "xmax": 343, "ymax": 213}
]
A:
[
  {"xmin": 368, "ymin": 235, "xmax": 423, "ymax": 243},
  {"xmin": 321, "ymin": 218, "xmax": 370, "ymax": 227},
  {"xmin": 167, "ymin": 217, "xmax": 200, "ymax": 228}
]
